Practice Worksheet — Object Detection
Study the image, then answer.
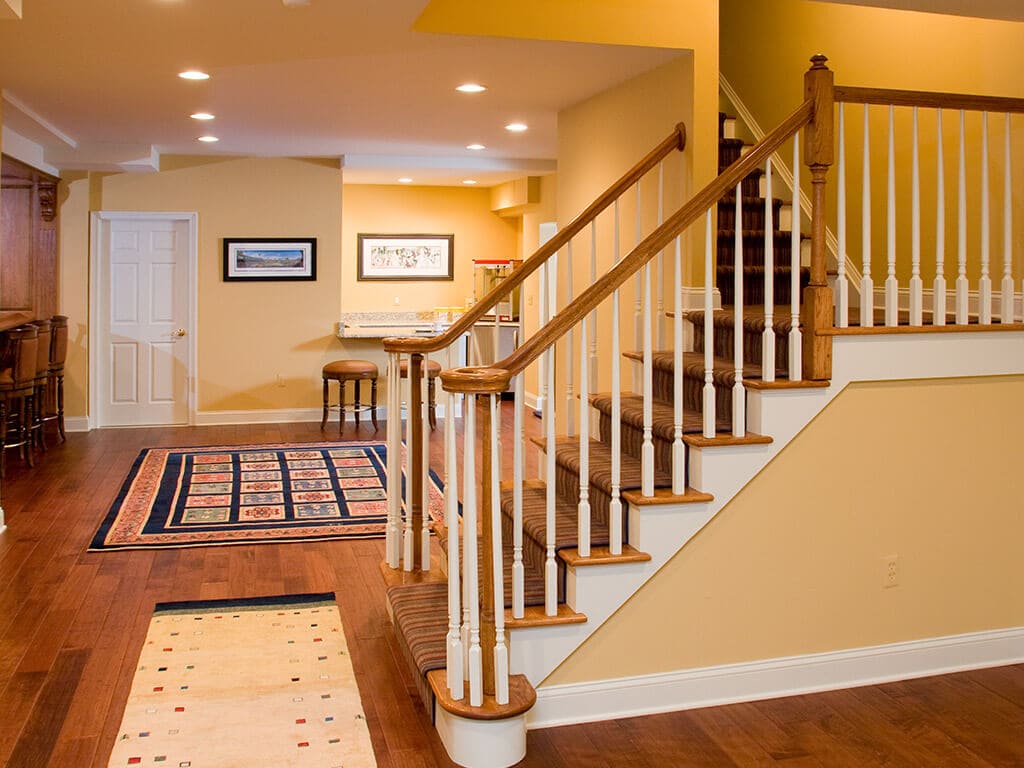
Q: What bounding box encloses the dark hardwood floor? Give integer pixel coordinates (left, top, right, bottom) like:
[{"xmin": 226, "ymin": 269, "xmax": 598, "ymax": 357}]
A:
[{"xmin": 1, "ymin": 416, "xmax": 1022, "ymax": 767}]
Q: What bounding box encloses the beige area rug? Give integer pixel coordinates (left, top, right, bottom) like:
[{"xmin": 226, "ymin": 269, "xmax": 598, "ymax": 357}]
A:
[{"xmin": 108, "ymin": 593, "xmax": 377, "ymax": 768}]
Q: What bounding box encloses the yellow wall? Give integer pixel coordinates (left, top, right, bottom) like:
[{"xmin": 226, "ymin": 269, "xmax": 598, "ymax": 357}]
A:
[
  {"xmin": 546, "ymin": 374, "xmax": 1024, "ymax": 684},
  {"xmin": 57, "ymin": 159, "xmax": 516, "ymax": 418},
  {"xmin": 720, "ymin": 0, "xmax": 1024, "ymax": 286}
]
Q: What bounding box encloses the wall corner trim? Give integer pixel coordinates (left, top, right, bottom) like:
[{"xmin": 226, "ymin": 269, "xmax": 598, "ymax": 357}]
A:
[{"xmin": 528, "ymin": 626, "xmax": 1024, "ymax": 730}]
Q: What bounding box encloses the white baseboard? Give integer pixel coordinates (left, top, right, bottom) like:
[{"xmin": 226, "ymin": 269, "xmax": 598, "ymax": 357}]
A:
[
  {"xmin": 529, "ymin": 626, "xmax": 1024, "ymax": 729},
  {"xmin": 193, "ymin": 407, "xmax": 325, "ymax": 425},
  {"xmin": 65, "ymin": 416, "xmax": 92, "ymax": 433},
  {"xmin": 681, "ymin": 286, "xmax": 722, "ymax": 311}
]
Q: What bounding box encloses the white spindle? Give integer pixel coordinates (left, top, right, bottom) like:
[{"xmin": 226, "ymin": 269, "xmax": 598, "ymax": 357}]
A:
[
  {"xmin": 609, "ymin": 200, "xmax": 623, "ymax": 556},
  {"xmin": 861, "ymin": 104, "xmax": 874, "ymax": 327},
  {"xmin": 836, "ymin": 103, "xmax": 849, "ymax": 327},
  {"xmin": 641, "ymin": 244, "xmax": 654, "ymax": 496},
  {"xmin": 956, "ymin": 109, "xmax": 969, "ymax": 325},
  {"xmin": 444, "ymin": 388, "xmax": 463, "ymax": 699},
  {"xmin": 578, "ymin": 302, "xmax": 591, "ymax": 557},
  {"xmin": 672, "ymin": 234, "xmax": 685, "ymax": 494},
  {"xmin": 980, "ymin": 111, "xmax": 992, "ymax": 324},
  {"xmin": 657, "ymin": 161, "xmax": 666, "ymax": 349},
  {"xmin": 733, "ymin": 185, "xmax": 746, "ymax": 436},
  {"xmin": 463, "ymin": 394, "xmax": 482, "ymax": 707},
  {"xmin": 589, "ymin": 222, "xmax": 599, "ymax": 402},
  {"xmin": 762, "ymin": 158, "xmax": 776, "ymax": 384},
  {"xmin": 885, "ymin": 105, "xmax": 898, "ymax": 327},
  {"xmin": 386, "ymin": 351, "xmax": 401, "ymax": 568},
  {"xmin": 537, "ymin": 261, "xmax": 548, "ymax": 456},
  {"xmin": 935, "ymin": 108, "xmax": 947, "ymax": 326},
  {"xmin": 1003, "ymin": 113, "xmax": 1016, "ymax": 324},
  {"xmin": 702, "ymin": 212, "xmax": 716, "ymax": 438},
  {"xmin": 789, "ymin": 133, "xmax": 802, "ymax": 380},
  {"xmin": 565, "ymin": 242, "xmax": 575, "ymax": 436},
  {"xmin": 910, "ymin": 107, "xmax": 923, "ymax": 326},
  {"xmin": 544, "ymin": 302, "xmax": 557, "ymax": 615},
  {"xmin": 420, "ymin": 357, "xmax": 430, "ymax": 570},
  {"xmin": 489, "ymin": 394, "xmax": 510, "ymax": 705},
  {"xmin": 633, "ymin": 183, "xmax": 643, "ymax": 393},
  {"xmin": 402, "ymin": 355, "xmax": 414, "ymax": 570},
  {"xmin": 512, "ymin": 302, "xmax": 525, "ymax": 618}
]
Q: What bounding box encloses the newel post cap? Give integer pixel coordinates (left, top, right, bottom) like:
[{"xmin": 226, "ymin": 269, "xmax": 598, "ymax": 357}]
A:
[{"xmin": 439, "ymin": 366, "xmax": 511, "ymax": 395}]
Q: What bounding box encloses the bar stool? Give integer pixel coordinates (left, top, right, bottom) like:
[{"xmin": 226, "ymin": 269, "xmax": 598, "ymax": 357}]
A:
[
  {"xmin": 321, "ymin": 359, "xmax": 378, "ymax": 431},
  {"xmin": 0, "ymin": 325, "xmax": 39, "ymax": 477},
  {"xmin": 45, "ymin": 315, "xmax": 68, "ymax": 443},
  {"xmin": 398, "ymin": 358, "xmax": 441, "ymax": 430},
  {"xmin": 29, "ymin": 318, "xmax": 52, "ymax": 452}
]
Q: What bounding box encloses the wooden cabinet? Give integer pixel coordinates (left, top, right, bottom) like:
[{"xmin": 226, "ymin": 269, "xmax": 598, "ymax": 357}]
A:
[{"xmin": 1, "ymin": 155, "xmax": 59, "ymax": 322}]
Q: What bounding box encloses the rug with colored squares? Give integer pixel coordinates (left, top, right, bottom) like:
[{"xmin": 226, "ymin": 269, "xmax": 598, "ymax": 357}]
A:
[
  {"xmin": 89, "ymin": 441, "xmax": 445, "ymax": 551},
  {"xmin": 106, "ymin": 593, "xmax": 377, "ymax": 768}
]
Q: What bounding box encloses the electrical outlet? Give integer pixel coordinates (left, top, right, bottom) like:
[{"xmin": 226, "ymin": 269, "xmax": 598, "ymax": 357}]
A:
[
  {"xmin": 884, "ymin": 554, "xmax": 899, "ymax": 588},
  {"xmin": 275, "ymin": 374, "xmax": 286, "ymax": 388},
  {"xmin": 394, "ymin": 296, "xmax": 400, "ymax": 305}
]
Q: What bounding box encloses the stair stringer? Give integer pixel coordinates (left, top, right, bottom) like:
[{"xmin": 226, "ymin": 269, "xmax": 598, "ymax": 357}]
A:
[{"xmin": 511, "ymin": 330, "xmax": 1024, "ymax": 704}]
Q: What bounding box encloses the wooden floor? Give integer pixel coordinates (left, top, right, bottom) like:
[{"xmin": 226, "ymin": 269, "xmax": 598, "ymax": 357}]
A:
[{"xmin": 1, "ymin": 418, "xmax": 1022, "ymax": 767}]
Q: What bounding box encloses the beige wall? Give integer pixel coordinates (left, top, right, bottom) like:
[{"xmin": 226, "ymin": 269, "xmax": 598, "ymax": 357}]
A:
[
  {"xmin": 57, "ymin": 159, "xmax": 516, "ymax": 419},
  {"xmin": 546, "ymin": 374, "xmax": 1024, "ymax": 684},
  {"xmin": 720, "ymin": 0, "xmax": 1024, "ymax": 285}
]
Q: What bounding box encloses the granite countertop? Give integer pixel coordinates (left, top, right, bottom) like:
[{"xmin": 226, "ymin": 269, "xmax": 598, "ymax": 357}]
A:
[{"xmin": 337, "ymin": 310, "xmax": 463, "ymax": 339}]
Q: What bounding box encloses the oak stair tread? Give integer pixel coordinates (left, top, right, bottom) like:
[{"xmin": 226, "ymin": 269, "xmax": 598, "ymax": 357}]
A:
[
  {"xmin": 531, "ymin": 435, "xmax": 673, "ymax": 492},
  {"xmin": 589, "ymin": 391, "xmax": 731, "ymax": 436}
]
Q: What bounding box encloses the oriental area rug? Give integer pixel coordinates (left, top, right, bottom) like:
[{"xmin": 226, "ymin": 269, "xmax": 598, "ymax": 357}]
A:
[
  {"xmin": 90, "ymin": 441, "xmax": 445, "ymax": 551},
  {"xmin": 106, "ymin": 593, "xmax": 377, "ymax": 768}
]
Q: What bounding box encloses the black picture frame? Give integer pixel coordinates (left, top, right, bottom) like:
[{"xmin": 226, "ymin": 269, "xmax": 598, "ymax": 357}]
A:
[{"xmin": 223, "ymin": 238, "xmax": 317, "ymax": 282}]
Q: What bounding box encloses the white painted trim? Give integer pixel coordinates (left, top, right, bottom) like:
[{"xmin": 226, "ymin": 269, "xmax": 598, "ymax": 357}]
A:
[
  {"xmin": 64, "ymin": 416, "xmax": 92, "ymax": 433},
  {"xmin": 2, "ymin": 88, "xmax": 77, "ymax": 148},
  {"xmin": 529, "ymin": 626, "xmax": 1024, "ymax": 729},
  {"xmin": 681, "ymin": 285, "xmax": 721, "ymax": 311},
  {"xmin": 89, "ymin": 212, "xmax": 199, "ymax": 428},
  {"xmin": 1, "ymin": 126, "xmax": 62, "ymax": 177},
  {"xmin": 872, "ymin": 285, "xmax": 1023, "ymax": 320}
]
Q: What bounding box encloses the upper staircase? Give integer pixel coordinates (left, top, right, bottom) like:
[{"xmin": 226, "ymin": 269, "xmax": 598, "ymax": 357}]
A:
[{"xmin": 378, "ymin": 56, "xmax": 1024, "ymax": 768}]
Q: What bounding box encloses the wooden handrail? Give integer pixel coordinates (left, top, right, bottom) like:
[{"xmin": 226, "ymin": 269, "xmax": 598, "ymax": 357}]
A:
[
  {"xmin": 383, "ymin": 122, "xmax": 687, "ymax": 355},
  {"xmin": 834, "ymin": 85, "xmax": 1024, "ymax": 113},
  {"xmin": 440, "ymin": 100, "xmax": 813, "ymax": 394}
]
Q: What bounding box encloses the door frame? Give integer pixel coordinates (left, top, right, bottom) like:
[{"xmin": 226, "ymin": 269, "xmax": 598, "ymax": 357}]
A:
[{"xmin": 89, "ymin": 211, "xmax": 199, "ymax": 429}]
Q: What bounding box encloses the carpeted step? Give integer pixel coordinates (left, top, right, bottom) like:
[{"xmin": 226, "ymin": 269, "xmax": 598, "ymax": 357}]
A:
[
  {"xmin": 685, "ymin": 308, "xmax": 793, "ymax": 375},
  {"xmin": 716, "ymin": 263, "xmax": 811, "ymax": 307},
  {"xmin": 716, "ymin": 196, "xmax": 784, "ymax": 233},
  {"xmin": 717, "ymin": 229, "xmax": 795, "ymax": 267},
  {"xmin": 718, "ymin": 137, "xmax": 746, "ymax": 172},
  {"xmin": 387, "ymin": 581, "xmax": 448, "ymax": 714}
]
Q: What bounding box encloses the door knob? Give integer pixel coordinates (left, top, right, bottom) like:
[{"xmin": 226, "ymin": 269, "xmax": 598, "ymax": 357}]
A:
[{"xmin": 173, "ymin": 328, "xmax": 187, "ymax": 337}]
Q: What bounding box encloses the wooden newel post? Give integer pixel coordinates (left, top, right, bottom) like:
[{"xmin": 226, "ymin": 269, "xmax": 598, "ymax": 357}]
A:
[
  {"xmin": 802, "ymin": 54, "xmax": 835, "ymax": 381},
  {"xmin": 477, "ymin": 394, "xmax": 497, "ymax": 697},
  {"xmin": 408, "ymin": 353, "xmax": 425, "ymax": 569}
]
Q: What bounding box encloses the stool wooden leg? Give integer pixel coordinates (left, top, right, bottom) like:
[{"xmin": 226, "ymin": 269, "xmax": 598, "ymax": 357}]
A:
[
  {"xmin": 428, "ymin": 377, "xmax": 437, "ymax": 431},
  {"xmin": 56, "ymin": 374, "xmax": 66, "ymax": 443},
  {"xmin": 321, "ymin": 377, "xmax": 329, "ymax": 430},
  {"xmin": 354, "ymin": 380, "xmax": 362, "ymax": 426},
  {"xmin": 21, "ymin": 395, "xmax": 35, "ymax": 468},
  {"xmin": 338, "ymin": 380, "xmax": 346, "ymax": 429},
  {"xmin": 371, "ymin": 377, "xmax": 378, "ymax": 431},
  {"xmin": 0, "ymin": 400, "xmax": 7, "ymax": 479}
]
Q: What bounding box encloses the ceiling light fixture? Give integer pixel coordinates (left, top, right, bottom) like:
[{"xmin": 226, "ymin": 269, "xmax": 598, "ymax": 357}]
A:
[
  {"xmin": 462, "ymin": 179, "xmax": 477, "ymax": 185},
  {"xmin": 505, "ymin": 122, "xmax": 528, "ymax": 132},
  {"xmin": 456, "ymin": 83, "xmax": 487, "ymax": 93},
  {"xmin": 466, "ymin": 143, "xmax": 485, "ymax": 151},
  {"xmin": 197, "ymin": 135, "xmax": 219, "ymax": 143},
  {"xmin": 190, "ymin": 112, "xmax": 215, "ymax": 121},
  {"xmin": 178, "ymin": 70, "xmax": 210, "ymax": 81},
  {"xmin": 398, "ymin": 177, "xmax": 413, "ymax": 184}
]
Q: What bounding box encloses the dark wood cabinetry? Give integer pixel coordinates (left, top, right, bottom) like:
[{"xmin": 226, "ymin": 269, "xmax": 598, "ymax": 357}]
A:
[{"xmin": 1, "ymin": 154, "xmax": 59, "ymax": 329}]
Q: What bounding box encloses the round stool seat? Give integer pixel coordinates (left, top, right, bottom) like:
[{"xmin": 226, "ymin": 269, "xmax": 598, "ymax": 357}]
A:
[
  {"xmin": 323, "ymin": 359, "xmax": 378, "ymax": 380},
  {"xmin": 398, "ymin": 359, "xmax": 442, "ymax": 378}
]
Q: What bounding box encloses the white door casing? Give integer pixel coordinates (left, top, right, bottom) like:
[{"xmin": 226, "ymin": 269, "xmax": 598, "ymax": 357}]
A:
[{"xmin": 90, "ymin": 212, "xmax": 198, "ymax": 427}]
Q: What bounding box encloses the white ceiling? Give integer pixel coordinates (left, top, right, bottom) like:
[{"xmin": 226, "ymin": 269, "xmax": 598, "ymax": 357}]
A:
[{"xmin": 0, "ymin": 0, "xmax": 682, "ymax": 185}]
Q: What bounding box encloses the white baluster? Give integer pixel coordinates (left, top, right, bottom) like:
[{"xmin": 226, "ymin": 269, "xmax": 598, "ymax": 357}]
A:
[
  {"xmin": 861, "ymin": 104, "xmax": 874, "ymax": 327},
  {"xmin": 836, "ymin": 103, "xmax": 850, "ymax": 327},
  {"xmin": 733, "ymin": 184, "xmax": 746, "ymax": 436},
  {"xmin": 512, "ymin": 317, "xmax": 525, "ymax": 619},
  {"xmin": 401, "ymin": 355, "xmax": 414, "ymax": 570},
  {"xmin": 489, "ymin": 394, "xmax": 510, "ymax": 705},
  {"xmin": 956, "ymin": 109, "xmax": 969, "ymax": 325},
  {"xmin": 610, "ymin": 200, "xmax": 623, "ymax": 555},
  {"xmin": 463, "ymin": 394, "xmax": 482, "ymax": 707},
  {"xmin": 578, "ymin": 305, "xmax": 591, "ymax": 557},
  {"xmin": 980, "ymin": 111, "xmax": 992, "ymax": 324},
  {"xmin": 565, "ymin": 242, "xmax": 575, "ymax": 437},
  {"xmin": 420, "ymin": 356, "xmax": 430, "ymax": 571},
  {"xmin": 935, "ymin": 108, "xmax": 947, "ymax": 325},
  {"xmin": 703, "ymin": 212, "xmax": 716, "ymax": 438},
  {"xmin": 633, "ymin": 183, "xmax": 643, "ymax": 393},
  {"xmin": 762, "ymin": 158, "xmax": 776, "ymax": 383},
  {"xmin": 885, "ymin": 104, "xmax": 898, "ymax": 327},
  {"xmin": 1003, "ymin": 113, "xmax": 1016, "ymax": 324},
  {"xmin": 641, "ymin": 242, "xmax": 654, "ymax": 497},
  {"xmin": 672, "ymin": 234, "xmax": 685, "ymax": 495},
  {"xmin": 445, "ymin": 388, "xmax": 463, "ymax": 698},
  {"xmin": 386, "ymin": 351, "xmax": 401, "ymax": 568},
  {"xmin": 657, "ymin": 161, "xmax": 666, "ymax": 349},
  {"xmin": 789, "ymin": 132, "xmax": 802, "ymax": 380},
  {"xmin": 910, "ymin": 106, "xmax": 923, "ymax": 326},
  {"xmin": 589, "ymin": 222, "xmax": 599, "ymax": 404},
  {"xmin": 537, "ymin": 261, "xmax": 548, "ymax": 457},
  {"xmin": 544, "ymin": 309, "xmax": 558, "ymax": 615}
]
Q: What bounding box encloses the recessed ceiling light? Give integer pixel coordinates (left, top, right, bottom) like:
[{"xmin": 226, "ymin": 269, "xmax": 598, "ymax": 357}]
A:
[
  {"xmin": 462, "ymin": 179, "xmax": 477, "ymax": 185},
  {"xmin": 398, "ymin": 177, "xmax": 413, "ymax": 184},
  {"xmin": 466, "ymin": 143, "xmax": 485, "ymax": 151},
  {"xmin": 179, "ymin": 70, "xmax": 210, "ymax": 81},
  {"xmin": 456, "ymin": 83, "xmax": 487, "ymax": 93},
  {"xmin": 197, "ymin": 135, "xmax": 219, "ymax": 143},
  {"xmin": 505, "ymin": 122, "xmax": 528, "ymax": 133},
  {"xmin": 190, "ymin": 112, "xmax": 215, "ymax": 121}
]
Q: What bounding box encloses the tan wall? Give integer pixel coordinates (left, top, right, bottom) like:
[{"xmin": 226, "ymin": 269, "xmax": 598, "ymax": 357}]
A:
[
  {"xmin": 720, "ymin": 0, "xmax": 1024, "ymax": 286},
  {"xmin": 546, "ymin": 374, "xmax": 1024, "ymax": 684},
  {"xmin": 57, "ymin": 159, "xmax": 516, "ymax": 418}
]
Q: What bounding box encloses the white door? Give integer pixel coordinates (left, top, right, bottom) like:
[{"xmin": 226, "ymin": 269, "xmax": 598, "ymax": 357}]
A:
[{"xmin": 93, "ymin": 214, "xmax": 195, "ymax": 426}]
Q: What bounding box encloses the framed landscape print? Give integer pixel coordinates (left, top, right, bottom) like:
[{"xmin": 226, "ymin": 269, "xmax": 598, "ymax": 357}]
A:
[
  {"xmin": 223, "ymin": 238, "xmax": 317, "ymax": 281},
  {"xmin": 356, "ymin": 234, "xmax": 454, "ymax": 281}
]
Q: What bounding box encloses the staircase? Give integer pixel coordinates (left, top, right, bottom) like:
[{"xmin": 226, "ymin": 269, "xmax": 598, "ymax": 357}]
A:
[{"xmin": 378, "ymin": 57, "xmax": 1024, "ymax": 768}]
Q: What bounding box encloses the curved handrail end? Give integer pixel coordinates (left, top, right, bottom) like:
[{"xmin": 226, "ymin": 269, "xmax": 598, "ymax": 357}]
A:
[
  {"xmin": 675, "ymin": 122, "xmax": 687, "ymax": 151},
  {"xmin": 439, "ymin": 366, "xmax": 511, "ymax": 395}
]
